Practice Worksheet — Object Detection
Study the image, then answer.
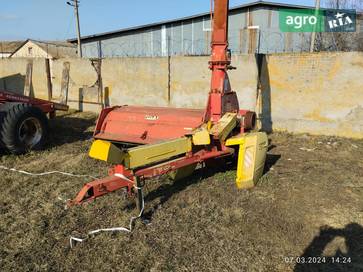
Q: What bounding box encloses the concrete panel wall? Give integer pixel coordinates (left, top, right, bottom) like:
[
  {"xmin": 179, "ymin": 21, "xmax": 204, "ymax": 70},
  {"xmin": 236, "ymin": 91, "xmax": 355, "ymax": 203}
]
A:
[
  {"xmin": 264, "ymin": 52, "xmax": 363, "ymax": 138},
  {"xmin": 0, "ymin": 58, "xmax": 28, "ymax": 95},
  {"xmin": 0, "ymin": 58, "xmax": 48, "ymax": 99},
  {"xmin": 170, "ymin": 55, "xmax": 257, "ymax": 110},
  {"xmin": 0, "ymin": 52, "xmax": 362, "ymax": 138},
  {"xmin": 31, "ymin": 59, "xmax": 50, "ymax": 100},
  {"xmin": 51, "ymin": 58, "xmax": 102, "ymax": 112},
  {"xmin": 102, "ymin": 57, "xmax": 169, "ymax": 107}
]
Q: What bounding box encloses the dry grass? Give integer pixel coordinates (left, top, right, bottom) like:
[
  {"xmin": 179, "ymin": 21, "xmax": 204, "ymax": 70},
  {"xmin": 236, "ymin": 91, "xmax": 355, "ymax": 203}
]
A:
[{"xmin": 0, "ymin": 111, "xmax": 362, "ymax": 271}]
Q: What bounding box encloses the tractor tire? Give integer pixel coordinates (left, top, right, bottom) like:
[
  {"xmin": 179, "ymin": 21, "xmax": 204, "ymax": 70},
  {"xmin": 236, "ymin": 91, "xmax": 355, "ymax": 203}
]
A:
[{"xmin": 0, "ymin": 103, "xmax": 48, "ymax": 154}]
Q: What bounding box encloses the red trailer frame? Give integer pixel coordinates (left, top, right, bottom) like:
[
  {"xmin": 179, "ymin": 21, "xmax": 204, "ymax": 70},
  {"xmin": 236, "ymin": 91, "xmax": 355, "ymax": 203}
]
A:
[{"xmin": 0, "ymin": 90, "xmax": 69, "ymax": 117}]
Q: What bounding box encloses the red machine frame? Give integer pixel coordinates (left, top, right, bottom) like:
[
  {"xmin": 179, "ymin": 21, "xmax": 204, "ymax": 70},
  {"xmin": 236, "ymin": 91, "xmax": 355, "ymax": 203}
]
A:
[
  {"xmin": 0, "ymin": 90, "xmax": 68, "ymax": 117},
  {"xmin": 69, "ymin": 0, "xmax": 256, "ymax": 209}
]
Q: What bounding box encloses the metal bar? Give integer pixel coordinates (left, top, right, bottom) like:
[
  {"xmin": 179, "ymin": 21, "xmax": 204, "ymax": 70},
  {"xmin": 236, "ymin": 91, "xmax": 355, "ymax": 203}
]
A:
[
  {"xmin": 68, "ymin": 175, "xmax": 134, "ymax": 206},
  {"xmin": 135, "ymin": 149, "xmax": 232, "ymax": 178},
  {"xmin": 68, "ymin": 99, "xmax": 103, "ymax": 105},
  {"xmin": 0, "ymin": 90, "xmax": 69, "ymax": 112}
]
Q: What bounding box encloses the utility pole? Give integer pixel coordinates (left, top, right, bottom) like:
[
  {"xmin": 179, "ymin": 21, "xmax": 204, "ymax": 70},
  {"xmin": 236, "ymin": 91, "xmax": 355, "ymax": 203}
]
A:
[
  {"xmin": 67, "ymin": 0, "xmax": 83, "ymax": 58},
  {"xmin": 310, "ymin": 0, "xmax": 321, "ymax": 52}
]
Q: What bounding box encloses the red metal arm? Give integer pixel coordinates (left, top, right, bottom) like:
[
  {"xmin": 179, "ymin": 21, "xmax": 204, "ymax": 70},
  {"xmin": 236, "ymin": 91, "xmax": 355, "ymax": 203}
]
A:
[
  {"xmin": 205, "ymin": 0, "xmax": 239, "ymax": 123},
  {"xmin": 68, "ymin": 148, "xmax": 234, "ymax": 206},
  {"xmin": 0, "ymin": 90, "xmax": 69, "ymax": 113}
]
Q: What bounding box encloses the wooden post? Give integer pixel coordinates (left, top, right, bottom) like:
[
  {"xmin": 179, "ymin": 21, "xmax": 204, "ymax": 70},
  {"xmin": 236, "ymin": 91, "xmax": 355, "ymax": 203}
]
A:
[
  {"xmin": 135, "ymin": 177, "xmax": 144, "ymax": 214},
  {"xmin": 24, "ymin": 60, "xmax": 33, "ymax": 97},
  {"xmin": 97, "ymin": 61, "xmax": 103, "ymax": 108},
  {"xmin": 104, "ymin": 87, "xmax": 110, "ymax": 107},
  {"xmin": 45, "ymin": 58, "xmax": 52, "ymax": 100},
  {"xmin": 60, "ymin": 62, "xmax": 70, "ymax": 105},
  {"xmin": 78, "ymin": 87, "xmax": 84, "ymax": 112},
  {"xmin": 90, "ymin": 59, "xmax": 103, "ymax": 108}
]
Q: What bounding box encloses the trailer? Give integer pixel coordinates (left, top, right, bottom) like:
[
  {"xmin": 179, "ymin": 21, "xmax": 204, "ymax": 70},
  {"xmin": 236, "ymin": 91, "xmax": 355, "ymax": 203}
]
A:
[{"xmin": 0, "ymin": 90, "xmax": 69, "ymax": 154}]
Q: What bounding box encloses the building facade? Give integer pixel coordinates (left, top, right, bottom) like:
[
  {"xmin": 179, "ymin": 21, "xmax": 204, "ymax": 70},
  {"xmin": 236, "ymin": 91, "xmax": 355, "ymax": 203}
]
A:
[
  {"xmin": 69, "ymin": 1, "xmax": 362, "ymax": 58},
  {"xmin": 11, "ymin": 40, "xmax": 77, "ymax": 59}
]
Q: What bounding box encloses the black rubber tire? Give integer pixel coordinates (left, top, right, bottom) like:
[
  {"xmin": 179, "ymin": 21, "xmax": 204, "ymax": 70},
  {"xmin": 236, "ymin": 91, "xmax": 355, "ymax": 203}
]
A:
[{"xmin": 0, "ymin": 103, "xmax": 48, "ymax": 154}]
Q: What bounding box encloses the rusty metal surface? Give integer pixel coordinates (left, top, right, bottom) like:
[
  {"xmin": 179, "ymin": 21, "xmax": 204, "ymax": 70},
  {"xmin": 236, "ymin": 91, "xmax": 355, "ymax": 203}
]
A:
[{"xmin": 94, "ymin": 106, "xmax": 205, "ymax": 144}]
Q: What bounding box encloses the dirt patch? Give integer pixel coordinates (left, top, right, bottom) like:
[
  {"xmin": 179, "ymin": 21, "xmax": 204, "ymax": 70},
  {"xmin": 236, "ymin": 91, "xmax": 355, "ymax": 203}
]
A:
[{"xmin": 0, "ymin": 111, "xmax": 362, "ymax": 271}]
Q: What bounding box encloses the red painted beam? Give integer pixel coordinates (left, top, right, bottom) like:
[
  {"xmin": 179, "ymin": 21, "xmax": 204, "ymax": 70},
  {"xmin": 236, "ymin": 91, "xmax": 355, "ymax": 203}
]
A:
[{"xmin": 0, "ymin": 90, "xmax": 68, "ymax": 113}]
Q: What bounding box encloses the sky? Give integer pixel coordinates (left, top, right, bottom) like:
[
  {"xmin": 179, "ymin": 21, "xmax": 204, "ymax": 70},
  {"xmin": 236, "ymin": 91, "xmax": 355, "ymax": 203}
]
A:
[{"xmin": 0, "ymin": 0, "xmax": 319, "ymax": 41}]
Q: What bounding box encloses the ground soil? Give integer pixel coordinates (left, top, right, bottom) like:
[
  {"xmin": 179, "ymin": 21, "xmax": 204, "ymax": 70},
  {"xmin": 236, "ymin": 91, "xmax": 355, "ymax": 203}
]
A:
[{"xmin": 0, "ymin": 111, "xmax": 362, "ymax": 272}]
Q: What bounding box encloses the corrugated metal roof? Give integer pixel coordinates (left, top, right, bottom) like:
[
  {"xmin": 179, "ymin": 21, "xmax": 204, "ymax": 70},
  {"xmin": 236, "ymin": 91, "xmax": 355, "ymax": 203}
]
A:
[
  {"xmin": 10, "ymin": 39, "xmax": 77, "ymax": 58},
  {"xmin": 68, "ymin": 1, "xmax": 315, "ymax": 42},
  {"xmin": 33, "ymin": 40, "xmax": 77, "ymax": 58},
  {"xmin": 0, "ymin": 41, "xmax": 25, "ymax": 53}
]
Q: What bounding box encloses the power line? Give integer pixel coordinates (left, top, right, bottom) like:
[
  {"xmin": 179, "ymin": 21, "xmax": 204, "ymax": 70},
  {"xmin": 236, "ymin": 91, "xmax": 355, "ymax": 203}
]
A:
[{"xmin": 63, "ymin": 11, "xmax": 74, "ymax": 41}]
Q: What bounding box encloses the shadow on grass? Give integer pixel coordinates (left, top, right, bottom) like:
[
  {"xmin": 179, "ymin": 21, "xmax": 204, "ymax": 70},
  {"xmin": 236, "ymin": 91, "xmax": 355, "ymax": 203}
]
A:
[
  {"xmin": 264, "ymin": 154, "xmax": 281, "ymax": 174},
  {"xmin": 0, "ymin": 147, "xmax": 6, "ymax": 156},
  {"xmin": 47, "ymin": 114, "xmax": 97, "ymax": 148},
  {"xmin": 294, "ymin": 223, "xmax": 363, "ymax": 272},
  {"xmin": 142, "ymin": 158, "xmax": 236, "ymax": 220},
  {"xmin": 137, "ymin": 151, "xmax": 280, "ymax": 220},
  {"xmin": 141, "ymin": 151, "xmax": 281, "ymax": 221}
]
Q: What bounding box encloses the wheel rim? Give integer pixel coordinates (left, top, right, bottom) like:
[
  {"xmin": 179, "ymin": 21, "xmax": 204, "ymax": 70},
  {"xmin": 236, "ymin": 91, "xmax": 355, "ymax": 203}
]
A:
[{"xmin": 18, "ymin": 117, "xmax": 42, "ymax": 148}]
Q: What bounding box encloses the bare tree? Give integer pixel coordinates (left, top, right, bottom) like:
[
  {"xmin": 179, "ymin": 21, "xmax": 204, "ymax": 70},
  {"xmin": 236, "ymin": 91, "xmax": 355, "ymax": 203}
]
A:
[
  {"xmin": 317, "ymin": 0, "xmax": 363, "ymax": 51},
  {"xmin": 325, "ymin": 0, "xmax": 363, "ymax": 10}
]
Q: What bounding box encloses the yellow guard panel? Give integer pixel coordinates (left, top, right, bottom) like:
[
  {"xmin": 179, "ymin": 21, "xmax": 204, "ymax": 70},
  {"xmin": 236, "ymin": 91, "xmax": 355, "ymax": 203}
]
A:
[
  {"xmin": 192, "ymin": 127, "xmax": 211, "ymax": 145},
  {"xmin": 89, "ymin": 137, "xmax": 192, "ymax": 169},
  {"xmin": 210, "ymin": 113, "xmax": 237, "ymax": 141},
  {"xmin": 89, "ymin": 140, "xmax": 125, "ymax": 164},
  {"xmin": 126, "ymin": 137, "xmax": 192, "ymax": 168},
  {"xmin": 226, "ymin": 132, "xmax": 268, "ymax": 189}
]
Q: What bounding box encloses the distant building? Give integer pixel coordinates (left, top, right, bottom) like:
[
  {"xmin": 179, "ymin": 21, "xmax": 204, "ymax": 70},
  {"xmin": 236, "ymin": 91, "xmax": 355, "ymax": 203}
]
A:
[
  {"xmin": 0, "ymin": 41, "xmax": 24, "ymax": 58},
  {"xmin": 68, "ymin": 1, "xmax": 363, "ymax": 58},
  {"xmin": 10, "ymin": 39, "xmax": 77, "ymax": 59}
]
